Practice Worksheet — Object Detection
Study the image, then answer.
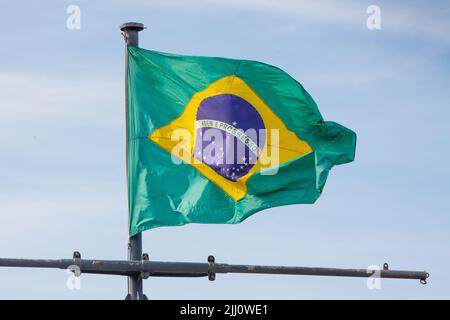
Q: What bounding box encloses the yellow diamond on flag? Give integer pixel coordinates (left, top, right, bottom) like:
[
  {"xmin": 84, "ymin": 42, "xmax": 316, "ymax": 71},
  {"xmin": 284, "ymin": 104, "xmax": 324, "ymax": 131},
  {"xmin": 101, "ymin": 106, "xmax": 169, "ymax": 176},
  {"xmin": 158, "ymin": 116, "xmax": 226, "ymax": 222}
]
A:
[{"xmin": 149, "ymin": 76, "xmax": 313, "ymax": 201}]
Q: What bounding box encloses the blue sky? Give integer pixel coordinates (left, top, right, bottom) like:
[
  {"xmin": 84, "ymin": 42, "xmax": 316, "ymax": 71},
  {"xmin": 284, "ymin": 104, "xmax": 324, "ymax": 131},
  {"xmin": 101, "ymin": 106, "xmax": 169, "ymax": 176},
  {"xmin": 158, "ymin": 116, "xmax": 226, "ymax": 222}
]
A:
[{"xmin": 0, "ymin": 0, "xmax": 449, "ymax": 299}]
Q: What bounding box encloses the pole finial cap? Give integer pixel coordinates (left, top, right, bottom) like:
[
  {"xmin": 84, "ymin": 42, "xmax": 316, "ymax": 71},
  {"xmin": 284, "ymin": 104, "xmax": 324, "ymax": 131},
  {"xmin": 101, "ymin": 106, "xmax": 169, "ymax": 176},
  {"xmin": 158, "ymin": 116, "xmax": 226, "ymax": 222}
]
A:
[{"xmin": 120, "ymin": 22, "xmax": 145, "ymax": 32}]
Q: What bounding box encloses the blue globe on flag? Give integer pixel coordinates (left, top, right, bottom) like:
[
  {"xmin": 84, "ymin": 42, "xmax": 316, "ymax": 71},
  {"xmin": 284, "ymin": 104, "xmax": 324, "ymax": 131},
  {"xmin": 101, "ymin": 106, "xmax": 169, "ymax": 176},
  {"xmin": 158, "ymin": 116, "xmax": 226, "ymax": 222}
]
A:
[{"xmin": 193, "ymin": 94, "xmax": 266, "ymax": 181}]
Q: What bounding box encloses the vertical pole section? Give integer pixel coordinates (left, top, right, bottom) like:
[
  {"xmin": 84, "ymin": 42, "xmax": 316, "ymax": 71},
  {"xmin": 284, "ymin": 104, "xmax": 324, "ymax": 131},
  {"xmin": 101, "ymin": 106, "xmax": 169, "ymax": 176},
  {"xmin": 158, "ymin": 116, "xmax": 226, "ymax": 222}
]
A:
[{"xmin": 120, "ymin": 22, "xmax": 145, "ymax": 300}]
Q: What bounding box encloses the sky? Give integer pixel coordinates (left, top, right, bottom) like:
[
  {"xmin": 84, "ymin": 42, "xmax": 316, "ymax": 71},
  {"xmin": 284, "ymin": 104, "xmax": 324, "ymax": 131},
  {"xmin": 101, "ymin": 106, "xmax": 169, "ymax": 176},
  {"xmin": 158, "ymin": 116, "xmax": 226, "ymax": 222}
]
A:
[{"xmin": 0, "ymin": 0, "xmax": 449, "ymax": 299}]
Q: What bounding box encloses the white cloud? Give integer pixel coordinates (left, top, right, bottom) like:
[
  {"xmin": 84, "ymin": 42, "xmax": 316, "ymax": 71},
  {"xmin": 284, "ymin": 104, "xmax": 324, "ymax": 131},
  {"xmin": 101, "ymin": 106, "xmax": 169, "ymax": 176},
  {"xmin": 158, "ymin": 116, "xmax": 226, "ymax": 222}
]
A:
[
  {"xmin": 0, "ymin": 72, "xmax": 122, "ymax": 125},
  {"xmin": 206, "ymin": 0, "xmax": 363, "ymax": 24},
  {"xmin": 202, "ymin": 0, "xmax": 450, "ymax": 44}
]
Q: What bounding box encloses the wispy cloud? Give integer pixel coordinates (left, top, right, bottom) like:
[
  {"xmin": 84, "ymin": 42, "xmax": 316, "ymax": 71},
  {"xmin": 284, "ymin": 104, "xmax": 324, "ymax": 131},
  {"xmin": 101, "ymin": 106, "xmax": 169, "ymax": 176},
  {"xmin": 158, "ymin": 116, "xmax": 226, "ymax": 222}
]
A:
[
  {"xmin": 0, "ymin": 72, "xmax": 122, "ymax": 124},
  {"xmin": 206, "ymin": 0, "xmax": 363, "ymax": 24},
  {"xmin": 202, "ymin": 0, "xmax": 450, "ymax": 44}
]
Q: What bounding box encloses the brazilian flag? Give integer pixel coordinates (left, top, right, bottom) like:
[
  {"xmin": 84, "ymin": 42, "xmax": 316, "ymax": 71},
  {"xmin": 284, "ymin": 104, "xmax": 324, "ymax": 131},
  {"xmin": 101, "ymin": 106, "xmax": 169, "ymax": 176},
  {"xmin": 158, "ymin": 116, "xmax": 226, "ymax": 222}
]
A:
[{"xmin": 127, "ymin": 46, "xmax": 356, "ymax": 236}]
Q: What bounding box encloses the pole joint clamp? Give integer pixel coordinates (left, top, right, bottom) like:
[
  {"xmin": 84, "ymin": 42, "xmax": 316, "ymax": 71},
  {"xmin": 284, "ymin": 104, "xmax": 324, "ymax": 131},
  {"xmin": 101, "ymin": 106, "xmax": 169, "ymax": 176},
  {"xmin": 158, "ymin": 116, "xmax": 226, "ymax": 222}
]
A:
[
  {"xmin": 207, "ymin": 255, "xmax": 216, "ymax": 281},
  {"xmin": 141, "ymin": 253, "xmax": 150, "ymax": 279},
  {"xmin": 70, "ymin": 251, "xmax": 82, "ymax": 277}
]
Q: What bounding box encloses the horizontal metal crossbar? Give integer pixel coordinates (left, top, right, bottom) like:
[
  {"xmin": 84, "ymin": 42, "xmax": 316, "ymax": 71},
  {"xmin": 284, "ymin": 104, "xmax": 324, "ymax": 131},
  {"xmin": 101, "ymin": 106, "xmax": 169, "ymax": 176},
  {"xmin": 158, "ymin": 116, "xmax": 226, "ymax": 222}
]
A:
[{"xmin": 0, "ymin": 255, "xmax": 429, "ymax": 284}]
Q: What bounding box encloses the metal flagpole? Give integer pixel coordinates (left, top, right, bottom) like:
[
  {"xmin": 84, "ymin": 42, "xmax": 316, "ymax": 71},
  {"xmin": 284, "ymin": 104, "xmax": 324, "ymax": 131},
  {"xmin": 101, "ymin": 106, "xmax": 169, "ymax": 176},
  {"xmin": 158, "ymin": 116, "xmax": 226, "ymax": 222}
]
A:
[{"xmin": 120, "ymin": 22, "xmax": 145, "ymax": 300}]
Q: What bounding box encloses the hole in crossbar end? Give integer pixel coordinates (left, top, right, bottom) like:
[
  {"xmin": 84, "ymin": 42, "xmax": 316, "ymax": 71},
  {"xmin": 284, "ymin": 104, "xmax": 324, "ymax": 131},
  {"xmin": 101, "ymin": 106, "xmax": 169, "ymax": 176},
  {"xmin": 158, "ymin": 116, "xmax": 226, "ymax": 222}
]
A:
[{"xmin": 420, "ymin": 272, "xmax": 430, "ymax": 285}]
